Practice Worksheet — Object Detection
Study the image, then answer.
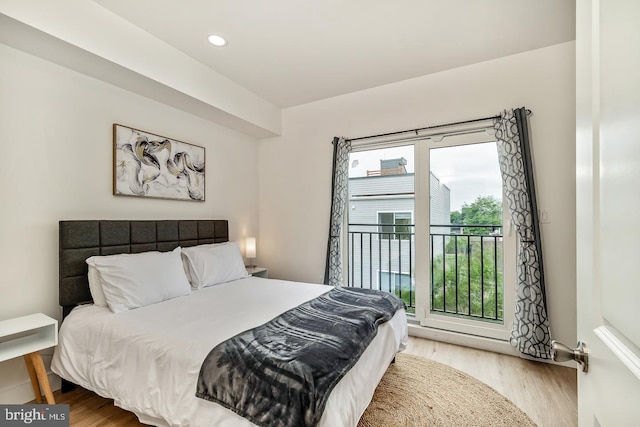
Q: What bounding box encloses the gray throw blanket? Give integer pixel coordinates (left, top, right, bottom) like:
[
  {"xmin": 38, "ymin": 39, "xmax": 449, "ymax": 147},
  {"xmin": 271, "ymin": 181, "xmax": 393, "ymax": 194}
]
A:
[{"xmin": 195, "ymin": 286, "xmax": 405, "ymax": 427}]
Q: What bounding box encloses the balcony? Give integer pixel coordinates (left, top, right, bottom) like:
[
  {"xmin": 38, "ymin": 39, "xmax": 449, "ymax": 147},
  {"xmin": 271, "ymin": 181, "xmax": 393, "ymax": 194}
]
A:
[
  {"xmin": 365, "ymin": 166, "xmax": 406, "ymax": 176},
  {"xmin": 347, "ymin": 223, "xmax": 503, "ymax": 322}
]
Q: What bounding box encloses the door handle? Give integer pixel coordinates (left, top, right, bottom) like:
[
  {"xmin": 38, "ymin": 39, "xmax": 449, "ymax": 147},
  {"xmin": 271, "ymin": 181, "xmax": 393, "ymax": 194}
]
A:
[{"xmin": 551, "ymin": 340, "xmax": 589, "ymax": 372}]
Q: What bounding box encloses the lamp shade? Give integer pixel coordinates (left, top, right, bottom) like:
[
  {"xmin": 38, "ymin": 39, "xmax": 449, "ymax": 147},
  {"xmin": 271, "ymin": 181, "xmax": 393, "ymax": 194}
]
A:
[{"xmin": 246, "ymin": 237, "xmax": 256, "ymax": 259}]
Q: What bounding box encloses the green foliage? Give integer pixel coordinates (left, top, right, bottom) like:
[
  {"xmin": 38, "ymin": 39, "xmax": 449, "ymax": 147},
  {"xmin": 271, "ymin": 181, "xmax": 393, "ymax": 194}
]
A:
[
  {"xmin": 450, "ymin": 210, "xmax": 464, "ymax": 225},
  {"xmin": 451, "ymin": 195, "xmax": 502, "ymax": 235},
  {"xmin": 374, "ymin": 195, "xmax": 505, "ymax": 320},
  {"xmin": 384, "ymin": 236, "xmax": 504, "ymax": 320},
  {"xmin": 431, "ymin": 234, "xmax": 504, "ymax": 320},
  {"xmin": 394, "ymin": 284, "xmax": 415, "ymax": 315},
  {"xmin": 431, "ymin": 192, "xmax": 504, "ymax": 320}
]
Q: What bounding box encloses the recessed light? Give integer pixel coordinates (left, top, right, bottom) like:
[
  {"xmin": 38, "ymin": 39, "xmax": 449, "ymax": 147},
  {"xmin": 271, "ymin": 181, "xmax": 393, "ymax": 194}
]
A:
[{"xmin": 207, "ymin": 34, "xmax": 228, "ymax": 47}]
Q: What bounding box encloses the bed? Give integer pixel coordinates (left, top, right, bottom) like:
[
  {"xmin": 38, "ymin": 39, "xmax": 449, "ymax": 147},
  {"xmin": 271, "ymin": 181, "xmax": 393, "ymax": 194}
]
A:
[{"xmin": 52, "ymin": 220, "xmax": 408, "ymax": 427}]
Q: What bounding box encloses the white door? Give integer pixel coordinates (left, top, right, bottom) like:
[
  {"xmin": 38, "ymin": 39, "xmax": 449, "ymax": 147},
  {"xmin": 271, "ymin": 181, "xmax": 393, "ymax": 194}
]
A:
[{"xmin": 576, "ymin": 0, "xmax": 640, "ymax": 425}]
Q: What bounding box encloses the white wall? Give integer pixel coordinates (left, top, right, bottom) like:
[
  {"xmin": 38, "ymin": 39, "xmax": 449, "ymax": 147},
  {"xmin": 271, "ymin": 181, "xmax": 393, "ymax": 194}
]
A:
[
  {"xmin": 259, "ymin": 42, "xmax": 577, "ymax": 353},
  {"xmin": 0, "ymin": 2, "xmax": 281, "ymax": 137},
  {"xmin": 0, "ymin": 43, "xmax": 260, "ymax": 402}
]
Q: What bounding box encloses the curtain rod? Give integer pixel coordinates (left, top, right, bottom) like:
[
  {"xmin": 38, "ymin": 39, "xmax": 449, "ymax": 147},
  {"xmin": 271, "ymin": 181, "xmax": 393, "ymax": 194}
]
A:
[{"xmin": 345, "ymin": 115, "xmax": 501, "ymax": 143}]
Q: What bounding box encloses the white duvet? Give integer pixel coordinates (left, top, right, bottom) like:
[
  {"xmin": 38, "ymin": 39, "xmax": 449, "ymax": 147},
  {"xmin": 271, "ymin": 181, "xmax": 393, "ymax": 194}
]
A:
[{"xmin": 51, "ymin": 277, "xmax": 408, "ymax": 427}]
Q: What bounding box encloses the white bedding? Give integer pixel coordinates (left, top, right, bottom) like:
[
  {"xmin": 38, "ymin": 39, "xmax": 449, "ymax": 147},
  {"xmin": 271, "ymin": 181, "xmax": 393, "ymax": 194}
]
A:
[{"xmin": 51, "ymin": 277, "xmax": 408, "ymax": 427}]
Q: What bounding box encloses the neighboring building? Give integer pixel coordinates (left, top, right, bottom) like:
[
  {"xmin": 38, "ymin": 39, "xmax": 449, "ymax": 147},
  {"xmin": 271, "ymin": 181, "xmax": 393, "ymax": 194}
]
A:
[{"xmin": 347, "ymin": 158, "xmax": 450, "ymax": 291}]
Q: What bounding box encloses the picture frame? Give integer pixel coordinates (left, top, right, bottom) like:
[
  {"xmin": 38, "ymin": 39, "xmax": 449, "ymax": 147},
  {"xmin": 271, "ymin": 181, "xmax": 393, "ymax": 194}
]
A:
[{"xmin": 113, "ymin": 124, "xmax": 205, "ymax": 201}]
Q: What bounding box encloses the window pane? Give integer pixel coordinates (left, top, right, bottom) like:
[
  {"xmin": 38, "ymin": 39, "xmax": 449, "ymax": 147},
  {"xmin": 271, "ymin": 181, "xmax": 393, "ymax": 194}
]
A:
[
  {"xmin": 395, "ymin": 212, "xmax": 412, "ymax": 240},
  {"xmin": 379, "ymin": 212, "xmax": 394, "ymax": 223},
  {"xmin": 378, "ymin": 212, "xmax": 394, "ymax": 238},
  {"xmin": 347, "ymin": 145, "xmax": 415, "ymax": 313},
  {"xmin": 428, "ymin": 142, "xmax": 504, "ymax": 321}
]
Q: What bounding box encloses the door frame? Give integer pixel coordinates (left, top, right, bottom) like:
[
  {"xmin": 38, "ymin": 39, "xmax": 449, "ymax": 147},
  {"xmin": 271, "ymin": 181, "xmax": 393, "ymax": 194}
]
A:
[
  {"xmin": 415, "ymin": 129, "xmax": 515, "ymax": 341},
  {"xmin": 344, "ymin": 124, "xmax": 517, "ymax": 346}
]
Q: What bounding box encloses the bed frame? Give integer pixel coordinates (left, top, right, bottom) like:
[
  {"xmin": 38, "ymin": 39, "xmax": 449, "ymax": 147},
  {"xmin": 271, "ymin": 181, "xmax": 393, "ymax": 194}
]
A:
[{"xmin": 59, "ymin": 220, "xmax": 229, "ymax": 319}]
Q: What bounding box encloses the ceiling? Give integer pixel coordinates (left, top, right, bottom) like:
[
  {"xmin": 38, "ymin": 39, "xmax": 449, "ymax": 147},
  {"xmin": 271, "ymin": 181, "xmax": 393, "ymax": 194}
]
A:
[{"xmin": 94, "ymin": 0, "xmax": 575, "ymax": 108}]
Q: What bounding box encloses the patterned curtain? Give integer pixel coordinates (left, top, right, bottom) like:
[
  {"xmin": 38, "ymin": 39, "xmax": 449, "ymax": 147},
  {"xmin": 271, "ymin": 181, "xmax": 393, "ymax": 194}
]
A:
[
  {"xmin": 494, "ymin": 108, "xmax": 551, "ymax": 359},
  {"xmin": 324, "ymin": 137, "xmax": 352, "ymax": 287}
]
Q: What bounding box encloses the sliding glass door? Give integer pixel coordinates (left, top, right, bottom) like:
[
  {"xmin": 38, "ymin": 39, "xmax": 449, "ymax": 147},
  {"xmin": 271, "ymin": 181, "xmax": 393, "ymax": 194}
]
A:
[
  {"xmin": 419, "ymin": 135, "xmax": 515, "ymax": 339},
  {"xmin": 345, "ymin": 125, "xmax": 514, "ymax": 340}
]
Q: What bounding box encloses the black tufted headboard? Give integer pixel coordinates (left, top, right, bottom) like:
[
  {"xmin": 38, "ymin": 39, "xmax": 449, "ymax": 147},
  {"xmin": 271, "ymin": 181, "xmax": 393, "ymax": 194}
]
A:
[{"xmin": 59, "ymin": 220, "xmax": 229, "ymax": 319}]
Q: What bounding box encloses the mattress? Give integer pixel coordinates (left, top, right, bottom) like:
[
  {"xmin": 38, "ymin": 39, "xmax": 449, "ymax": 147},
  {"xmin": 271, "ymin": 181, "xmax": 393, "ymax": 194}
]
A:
[{"xmin": 51, "ymin": 277, "xmax": 408, "ymax": 426}]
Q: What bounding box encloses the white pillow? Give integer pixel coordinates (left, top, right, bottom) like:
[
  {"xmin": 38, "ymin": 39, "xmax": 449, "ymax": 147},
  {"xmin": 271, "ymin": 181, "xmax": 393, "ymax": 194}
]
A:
[
  {"xmin": 180, "ymin": 242, "xmax": 228, "ymax": 284},
  {"xmin": 87, "ymin": 265, "xmax": 107, "ymax": 307},
  {"xmin": 86, "ymin": 247, "xmax": 191, "ymax": 313},
  {"xmin": 181, "ymin": 241, "xmax": 249, "ymax": 289}
]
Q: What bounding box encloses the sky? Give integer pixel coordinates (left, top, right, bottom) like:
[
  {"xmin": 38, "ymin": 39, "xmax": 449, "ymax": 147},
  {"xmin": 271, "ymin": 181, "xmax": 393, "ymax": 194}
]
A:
[{"xmin": 349, "ymin": 142, "xmax": 502, "ymax": 212}]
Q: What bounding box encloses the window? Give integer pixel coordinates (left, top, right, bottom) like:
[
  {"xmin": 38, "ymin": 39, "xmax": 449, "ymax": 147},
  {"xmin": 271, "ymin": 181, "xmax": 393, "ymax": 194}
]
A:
[
  {"xmin": 429, "ymin": 143, "xmax": 505, "ymax": 322},
  {"xmin": 379, "ymin": 271, "xmax": 413, "ymax": 305},
  {"xmin": 378, "ymin": 212, "xmax": 412, "ymax": 240}
]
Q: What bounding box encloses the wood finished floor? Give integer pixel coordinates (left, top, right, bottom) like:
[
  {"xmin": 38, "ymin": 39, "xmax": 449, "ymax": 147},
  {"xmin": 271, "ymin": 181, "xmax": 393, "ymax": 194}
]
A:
[{"xmin": 50, "ymin": 336, "xmax": 577, "ymax": 427}]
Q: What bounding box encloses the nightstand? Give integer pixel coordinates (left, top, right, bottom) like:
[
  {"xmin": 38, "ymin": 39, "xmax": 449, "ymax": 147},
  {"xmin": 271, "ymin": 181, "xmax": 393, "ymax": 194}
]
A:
[
  {"xmin": 246, "ymin": 266, "xmax": 268, "ymax": 278},
  {"xmin": 0, "ymin": 313, "xmax": 58, "ymax": 404}
]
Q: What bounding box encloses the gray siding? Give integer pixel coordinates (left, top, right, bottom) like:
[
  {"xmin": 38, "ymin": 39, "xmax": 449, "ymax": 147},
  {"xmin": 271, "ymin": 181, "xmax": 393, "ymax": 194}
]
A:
[
  {"xmin": 347, "ymin": 172, "xmax": 450, "ymax": 290},
  {"xmin": 429, "ymin": 172, "xmax": 451, "ymax": 236},
  {"xmin": 349, "ymin": 173, "xmax": 414, "ymax": 197},
  {"xmin": 348, "ymin": 198, "xmax": 415, "ymax": 226}
]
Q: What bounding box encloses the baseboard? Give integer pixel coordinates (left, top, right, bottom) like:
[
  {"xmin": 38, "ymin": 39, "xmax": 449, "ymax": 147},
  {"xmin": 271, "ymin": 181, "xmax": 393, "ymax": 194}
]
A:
[
  {"xmin": 0, "ymin": 372, "xmax": 61, "ymax": 404},
  {"xmin": 407, "ymin": 323, "xmax": 576, "ymax": 368},
  {"xmin": 408, "ymin": 323, "xmax": 519, "ymax": 356}
]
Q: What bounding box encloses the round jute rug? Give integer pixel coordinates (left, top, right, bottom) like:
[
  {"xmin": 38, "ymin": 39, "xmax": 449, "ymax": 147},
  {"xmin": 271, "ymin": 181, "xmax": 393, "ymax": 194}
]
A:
[{"xmin": 358, "ymin": 353, "xmax": 537, "ymax": 427}]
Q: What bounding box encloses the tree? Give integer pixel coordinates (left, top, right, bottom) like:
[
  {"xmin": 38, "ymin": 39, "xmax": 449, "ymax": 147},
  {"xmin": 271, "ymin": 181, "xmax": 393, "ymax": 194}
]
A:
[
  {"xmin": 450, "ymin": 210, "xmax": 464, "ymax": 225},
  {"xmin": 450, "ymin": 195, "xmax": 502, "ymax": 235},
  {"xmin": 435, "ymin": 194, "xmax": 505, "ymax": 320},
  {"xmin": 431, "ymin": 245, "xmax": 503, "ymax": 320}
]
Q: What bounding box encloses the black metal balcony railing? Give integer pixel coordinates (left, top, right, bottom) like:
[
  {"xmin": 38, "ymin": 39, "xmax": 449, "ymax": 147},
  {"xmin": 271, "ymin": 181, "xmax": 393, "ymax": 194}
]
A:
[
  {"xmin": 348, "ymin": 223, "xmax": 415, "ymax": 311},
  {"xmin": 347, "ymin": 223, "xmax": 503, "ymax": 321}
]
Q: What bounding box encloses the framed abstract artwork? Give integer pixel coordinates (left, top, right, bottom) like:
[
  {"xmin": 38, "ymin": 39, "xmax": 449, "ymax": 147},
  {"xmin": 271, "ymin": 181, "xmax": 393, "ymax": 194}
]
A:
[{"xmin": 113, "ymin": 124, "xmax": 205, "ymax": 201}]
